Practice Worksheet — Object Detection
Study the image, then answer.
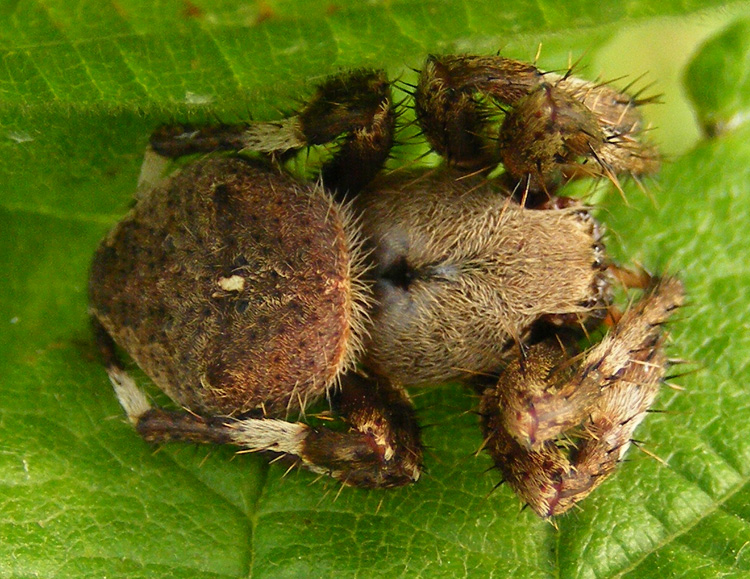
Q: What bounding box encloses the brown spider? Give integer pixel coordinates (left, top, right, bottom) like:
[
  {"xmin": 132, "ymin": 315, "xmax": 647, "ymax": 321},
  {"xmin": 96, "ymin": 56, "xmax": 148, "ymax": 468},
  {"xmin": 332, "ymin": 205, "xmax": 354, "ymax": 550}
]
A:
[{"xmin": 89, "ymin": 54, "xmax": 682, "ymax": 517}]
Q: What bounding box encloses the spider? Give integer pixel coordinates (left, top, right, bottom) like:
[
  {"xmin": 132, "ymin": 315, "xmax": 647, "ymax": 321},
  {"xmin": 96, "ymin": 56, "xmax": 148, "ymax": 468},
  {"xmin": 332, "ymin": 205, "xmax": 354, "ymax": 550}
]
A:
[{"xmin": 89, "ymin": 54, "xmax": 683, "ymax": 518}]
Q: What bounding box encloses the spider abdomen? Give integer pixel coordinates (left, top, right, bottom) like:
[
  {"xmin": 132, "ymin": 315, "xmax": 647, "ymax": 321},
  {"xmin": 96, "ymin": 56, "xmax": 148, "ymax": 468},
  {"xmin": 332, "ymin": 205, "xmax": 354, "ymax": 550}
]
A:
[{"xmin": 90, "ymin": 157, "xmax": 368, "ymax": 416}]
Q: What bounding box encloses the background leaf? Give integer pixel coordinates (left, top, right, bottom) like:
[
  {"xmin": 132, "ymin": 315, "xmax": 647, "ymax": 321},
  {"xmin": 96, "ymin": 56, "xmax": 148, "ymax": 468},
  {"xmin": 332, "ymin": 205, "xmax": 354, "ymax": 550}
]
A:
[
  {"xmin": 684, "ymin": 16, "xmax": 750, "ymax": 136},
  {"xmin": 2, "ymin": 1, "xmax": 750, "ymax": 577}
]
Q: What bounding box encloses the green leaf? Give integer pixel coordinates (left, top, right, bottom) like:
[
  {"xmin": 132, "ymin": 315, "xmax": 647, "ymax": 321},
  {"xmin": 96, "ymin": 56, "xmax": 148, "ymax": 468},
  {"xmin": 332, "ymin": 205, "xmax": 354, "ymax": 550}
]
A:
[
  {"xmin": 2, "ymin": 1, "xmax": 750, "ymax": 577},
  {"xmin": 684, "ymin": 17, "xmax": 750, "ymax": 136}
]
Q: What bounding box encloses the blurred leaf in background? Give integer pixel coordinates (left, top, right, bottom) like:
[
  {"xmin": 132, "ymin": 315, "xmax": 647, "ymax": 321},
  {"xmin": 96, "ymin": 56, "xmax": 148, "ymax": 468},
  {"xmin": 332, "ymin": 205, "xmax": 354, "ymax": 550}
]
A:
[
  {"xmin": 684, "ymin": 16, "xmax": 750, "ymax": 136},
  {"xmin": 2, "ymin": 1, "xmax": 750, "ymax": 577}
]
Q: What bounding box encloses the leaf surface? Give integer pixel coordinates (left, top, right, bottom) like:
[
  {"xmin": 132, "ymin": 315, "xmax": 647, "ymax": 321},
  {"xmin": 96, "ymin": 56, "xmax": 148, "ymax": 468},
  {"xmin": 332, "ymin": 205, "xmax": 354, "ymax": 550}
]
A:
[{"xmin": 2, "ymin": 1, "xmax": 750, "ymax": 577}]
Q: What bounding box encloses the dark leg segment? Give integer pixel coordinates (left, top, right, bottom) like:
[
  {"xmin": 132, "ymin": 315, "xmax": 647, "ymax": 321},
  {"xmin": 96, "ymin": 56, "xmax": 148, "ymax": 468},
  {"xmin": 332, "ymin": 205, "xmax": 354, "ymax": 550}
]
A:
[
  {"xmin": 311, "ymin": 372, "xmax": 423, "ymax": 488},
  {"xmin": 150, "ymin": 119, "xmax": 305, "ymax": 158},
  {"xmin": 306, "ymin": 71, "xmax": 396, "ymax": 195},
  {"xmin": 150, "ymin": 70, "xmax": 395, "ymax": 195},
  {"xmin": 498, "ymin": 83, "xmax": 607, "ymax": 194},
  {"xmin": 414, "ymin": 55, "xmax": 542, "ymax": 169},
  {"xmin": 134, "ymin": 371, "xmax": 422, "ymax": 489}
]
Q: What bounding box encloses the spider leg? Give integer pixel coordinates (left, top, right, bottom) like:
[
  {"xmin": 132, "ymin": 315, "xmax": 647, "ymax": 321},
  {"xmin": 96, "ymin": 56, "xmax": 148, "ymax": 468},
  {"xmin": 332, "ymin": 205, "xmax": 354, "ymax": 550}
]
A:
[
  {"xmin": 414, "ymin": 54, "xmax": 659, "ymax": 197},
  {"xmin": 414, "ymin": 54, "xmax": 542, "ymax": 169},
  {"xmin": 94, "ymin": 316, "xmax": 421, "ymax": 489},
  {"xmin": 480, "ymin": 277, "xmax": 683, "ymax": 516},
  {"xmin": 149, "ymin": 70, "xmax": 396, "ymax": 196}
]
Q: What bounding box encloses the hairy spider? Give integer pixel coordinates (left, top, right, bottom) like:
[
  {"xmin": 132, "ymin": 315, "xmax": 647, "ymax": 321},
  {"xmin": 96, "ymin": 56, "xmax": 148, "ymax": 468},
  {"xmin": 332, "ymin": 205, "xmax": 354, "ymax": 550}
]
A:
[{"xmin": 89, "ymin": 54, "xmax": 682, "ymax": 517}]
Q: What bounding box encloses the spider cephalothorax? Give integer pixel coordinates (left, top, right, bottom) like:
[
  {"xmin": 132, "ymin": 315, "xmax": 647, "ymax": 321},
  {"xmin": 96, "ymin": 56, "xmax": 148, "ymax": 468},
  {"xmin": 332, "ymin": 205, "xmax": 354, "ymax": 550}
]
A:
[{"xmin": 89, "ymin": 54, "xmax": 682, "ymax": 516}]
